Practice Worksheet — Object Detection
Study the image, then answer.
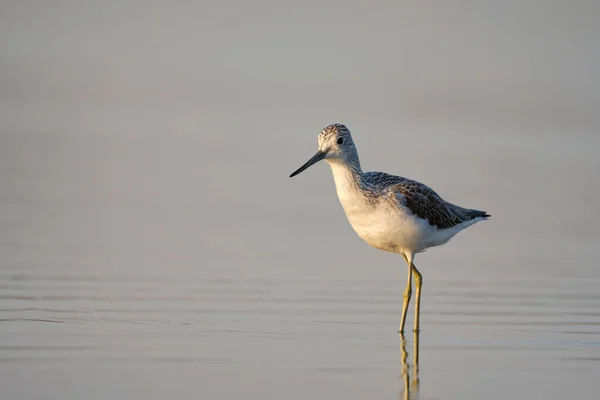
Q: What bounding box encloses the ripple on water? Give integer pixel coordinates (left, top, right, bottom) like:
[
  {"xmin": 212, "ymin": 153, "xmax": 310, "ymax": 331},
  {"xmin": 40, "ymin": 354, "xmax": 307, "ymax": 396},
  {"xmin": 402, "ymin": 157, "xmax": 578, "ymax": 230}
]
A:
[{"xmin": 1, "ymin": 274, "xmax": 600, "ymax": 339}]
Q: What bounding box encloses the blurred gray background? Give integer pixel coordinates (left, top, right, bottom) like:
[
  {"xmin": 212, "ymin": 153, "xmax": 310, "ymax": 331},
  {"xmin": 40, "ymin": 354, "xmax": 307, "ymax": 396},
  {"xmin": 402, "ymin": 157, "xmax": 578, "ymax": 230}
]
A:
[{"xmin": 1, "ymin": 1, "xmax": 599, "ymax": 399}]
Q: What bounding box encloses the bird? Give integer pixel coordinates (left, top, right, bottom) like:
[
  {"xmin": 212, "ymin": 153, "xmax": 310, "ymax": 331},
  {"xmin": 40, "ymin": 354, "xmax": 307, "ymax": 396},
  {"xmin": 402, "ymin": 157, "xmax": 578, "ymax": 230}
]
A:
[{"xmin": 289, "ymin": 123, "xmax": 489, "ymax": 332}]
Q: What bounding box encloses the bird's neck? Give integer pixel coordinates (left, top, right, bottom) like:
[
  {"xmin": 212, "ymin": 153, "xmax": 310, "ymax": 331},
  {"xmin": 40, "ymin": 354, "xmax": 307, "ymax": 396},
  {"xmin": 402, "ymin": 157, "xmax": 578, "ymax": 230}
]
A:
[{"xmin": 326, "ymin": 158, "xmax": 364, "ymax": 198}]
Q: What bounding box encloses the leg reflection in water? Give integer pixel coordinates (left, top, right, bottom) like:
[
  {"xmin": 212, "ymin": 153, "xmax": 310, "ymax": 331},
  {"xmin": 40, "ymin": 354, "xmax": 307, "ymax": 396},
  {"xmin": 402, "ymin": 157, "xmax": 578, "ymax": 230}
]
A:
[{"xmin": 399, "ymin": 332, "xmax": 420, "ymax": 400}]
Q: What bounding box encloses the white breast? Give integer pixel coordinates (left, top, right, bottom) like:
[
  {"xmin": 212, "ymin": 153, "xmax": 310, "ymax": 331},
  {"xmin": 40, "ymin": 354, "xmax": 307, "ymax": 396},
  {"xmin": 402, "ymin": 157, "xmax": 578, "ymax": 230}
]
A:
[{"xmin": 328, "ymin": 162, "xmax": 427, "ymax": 253}]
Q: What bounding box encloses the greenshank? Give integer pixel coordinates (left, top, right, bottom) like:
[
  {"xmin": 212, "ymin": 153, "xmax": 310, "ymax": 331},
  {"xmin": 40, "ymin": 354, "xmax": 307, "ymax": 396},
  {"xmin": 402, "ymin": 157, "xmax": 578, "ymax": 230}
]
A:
[{"xmin": 290, "ymin": 123, "xmax": 489, "ymax": 332}]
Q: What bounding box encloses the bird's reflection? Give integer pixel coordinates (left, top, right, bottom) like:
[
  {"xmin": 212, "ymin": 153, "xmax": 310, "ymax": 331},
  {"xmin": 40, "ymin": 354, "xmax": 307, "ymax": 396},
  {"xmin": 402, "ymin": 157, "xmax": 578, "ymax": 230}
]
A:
[{"xmin": 399, "ymin": 332, "xmax": 420, "ymax": 400}]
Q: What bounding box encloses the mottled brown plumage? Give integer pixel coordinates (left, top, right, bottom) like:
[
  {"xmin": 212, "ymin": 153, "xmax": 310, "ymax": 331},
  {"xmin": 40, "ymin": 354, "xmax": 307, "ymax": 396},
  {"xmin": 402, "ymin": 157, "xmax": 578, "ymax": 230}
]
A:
[{"xmin": 361, "ymin": 172, "xmax": 489, "ymax": 230}]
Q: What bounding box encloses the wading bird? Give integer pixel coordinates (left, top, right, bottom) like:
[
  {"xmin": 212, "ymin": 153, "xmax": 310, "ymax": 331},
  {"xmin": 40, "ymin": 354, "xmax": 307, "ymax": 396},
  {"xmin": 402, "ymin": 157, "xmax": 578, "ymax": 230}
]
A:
[{"xmin": 290, "ymin": 123, "xmax": 489, "ymax": 332}]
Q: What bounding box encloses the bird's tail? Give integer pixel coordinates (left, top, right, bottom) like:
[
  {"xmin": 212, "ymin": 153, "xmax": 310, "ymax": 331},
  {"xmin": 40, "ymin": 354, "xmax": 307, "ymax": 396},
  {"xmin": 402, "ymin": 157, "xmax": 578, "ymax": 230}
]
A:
[{"xmin": 473, "ymin": 209, "xmax": 490, "ymax": 219}]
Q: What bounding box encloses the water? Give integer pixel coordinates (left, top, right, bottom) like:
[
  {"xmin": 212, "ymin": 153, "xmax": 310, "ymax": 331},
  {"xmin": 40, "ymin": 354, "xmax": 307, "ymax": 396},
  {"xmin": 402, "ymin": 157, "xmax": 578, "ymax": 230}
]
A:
[
  {"xmin": 2, "ymin": 2, "xmax": 600, "ymax": 398},
  {"xmin": 1, "ymin": 128, "xmax": 599, "ymax": 400},
  {"xmin": 4, "ymin": 276, "xmax": 600, "ymax": 400}
]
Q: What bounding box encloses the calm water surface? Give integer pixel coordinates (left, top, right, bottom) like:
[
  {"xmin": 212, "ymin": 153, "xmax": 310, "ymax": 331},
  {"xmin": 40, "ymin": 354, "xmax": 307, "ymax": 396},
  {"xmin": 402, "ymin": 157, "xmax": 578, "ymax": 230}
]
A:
[{"xmin": 1, "ymin": 130, "xmax": 599, "ymax": 399}]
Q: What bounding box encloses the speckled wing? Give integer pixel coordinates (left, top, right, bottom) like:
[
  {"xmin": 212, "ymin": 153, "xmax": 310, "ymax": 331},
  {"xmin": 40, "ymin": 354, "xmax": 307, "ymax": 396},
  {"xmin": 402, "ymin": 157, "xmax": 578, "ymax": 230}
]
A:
[{"xmin": 365, "ymin": 172, "xmax": 488, "ymax": 230}]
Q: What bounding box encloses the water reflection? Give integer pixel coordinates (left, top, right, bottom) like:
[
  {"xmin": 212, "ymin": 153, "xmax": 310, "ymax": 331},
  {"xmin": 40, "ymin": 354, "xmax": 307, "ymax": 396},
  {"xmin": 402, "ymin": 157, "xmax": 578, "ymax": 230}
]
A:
[{"xmin": 399, "ymin": 332, "xmax": 420, "ymax": 400}]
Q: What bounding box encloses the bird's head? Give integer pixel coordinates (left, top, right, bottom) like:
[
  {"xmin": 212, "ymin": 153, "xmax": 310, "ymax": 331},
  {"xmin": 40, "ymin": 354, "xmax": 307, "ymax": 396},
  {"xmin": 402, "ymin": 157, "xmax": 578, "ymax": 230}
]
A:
[{"xmin": 290, "ymin": 123, "xmax": 358, "ymax": 177}]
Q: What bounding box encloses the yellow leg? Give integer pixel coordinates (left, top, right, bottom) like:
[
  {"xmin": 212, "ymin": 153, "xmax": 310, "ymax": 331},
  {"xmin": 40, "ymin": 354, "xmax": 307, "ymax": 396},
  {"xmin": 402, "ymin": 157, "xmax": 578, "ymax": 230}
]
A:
[
  {"xmin": 412, "ymin": 264, "xmax": 423, "ymax": 332},
  {"xmin": 399, "ymin": 253, "xmax": 412, "ymax": 333}
]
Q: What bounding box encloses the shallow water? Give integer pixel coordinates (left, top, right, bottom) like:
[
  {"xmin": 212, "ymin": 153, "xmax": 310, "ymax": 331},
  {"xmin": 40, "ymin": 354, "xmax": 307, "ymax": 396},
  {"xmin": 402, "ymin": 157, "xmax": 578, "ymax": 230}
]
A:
[
  {"xmin": 2, "ymin": 273, "xmax": 600, "ymax": 399},
  {"xmin": 1, "ymin": 128, "xmax": 599, "ymax": 400},
  {"xmin": 3, "ymin": 2, "xmax": 600, "ymax": 398}
]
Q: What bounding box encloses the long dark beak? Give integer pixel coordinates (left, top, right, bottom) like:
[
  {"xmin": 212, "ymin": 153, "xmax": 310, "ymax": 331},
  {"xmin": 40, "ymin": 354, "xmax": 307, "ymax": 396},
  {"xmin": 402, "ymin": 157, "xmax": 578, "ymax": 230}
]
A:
[{"xmin": 289, "ymin": 150, "xmax": 325, "ymax": 178}]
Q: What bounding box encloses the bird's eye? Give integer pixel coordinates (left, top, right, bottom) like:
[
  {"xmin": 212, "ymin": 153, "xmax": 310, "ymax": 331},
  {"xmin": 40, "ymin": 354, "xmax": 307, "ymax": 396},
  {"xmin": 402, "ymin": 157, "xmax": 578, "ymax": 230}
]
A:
[{"xmin": 337, "ymin": 137, "xmax": 344, "ymax": 145}]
